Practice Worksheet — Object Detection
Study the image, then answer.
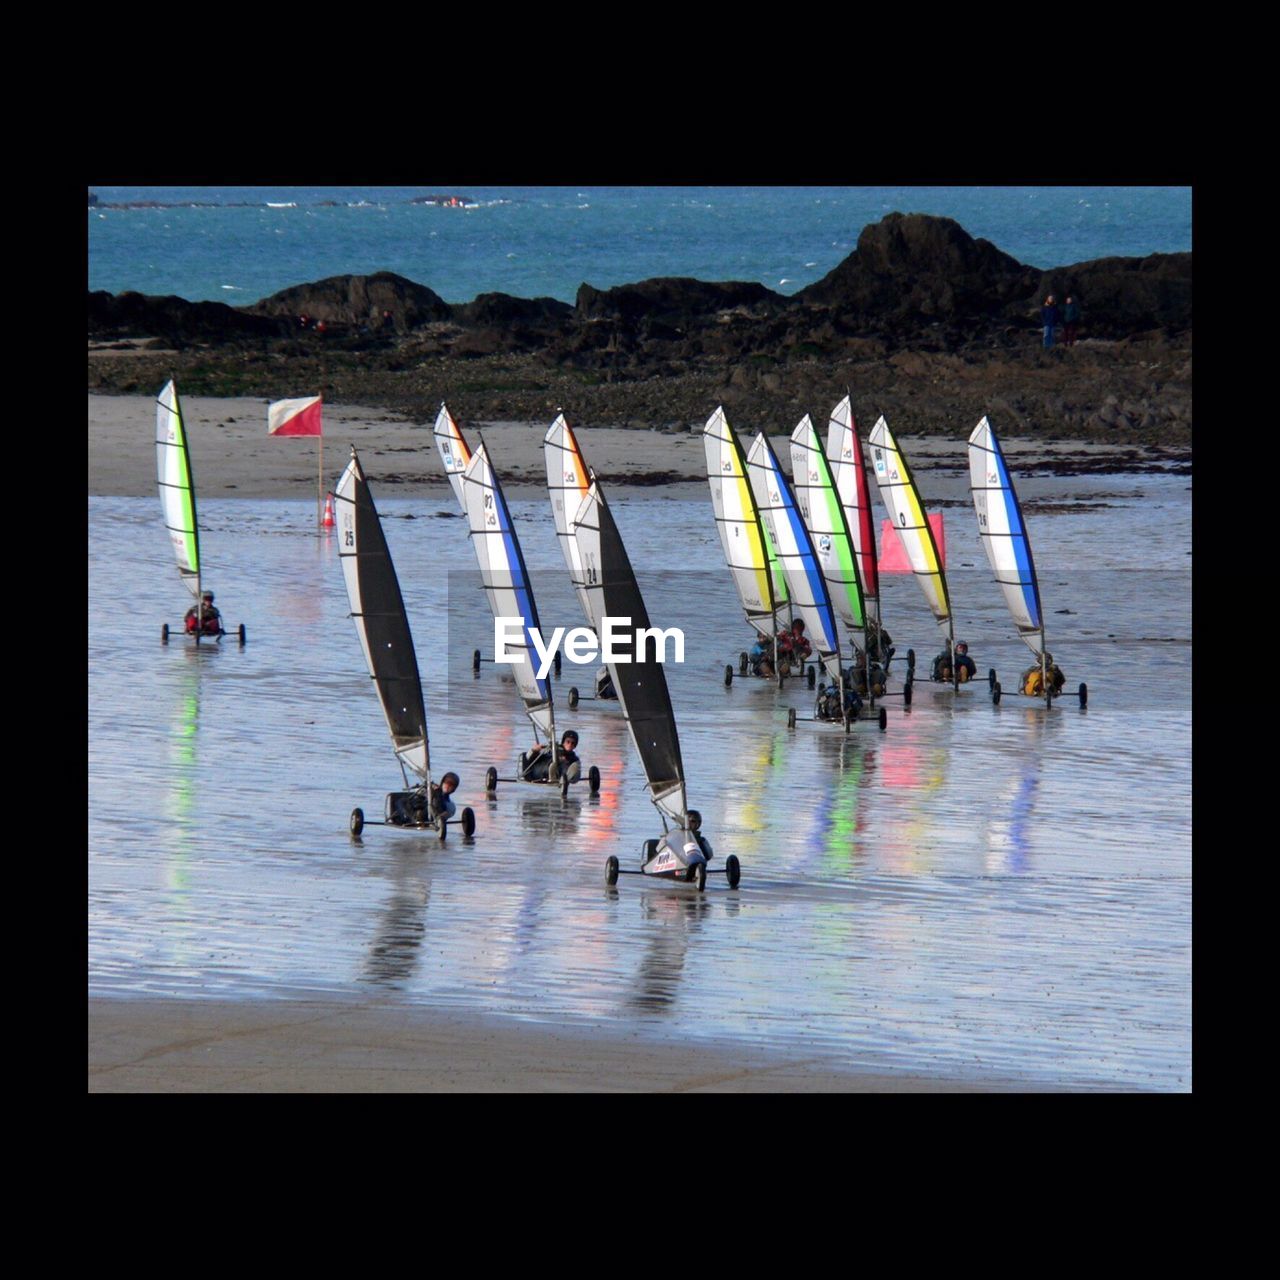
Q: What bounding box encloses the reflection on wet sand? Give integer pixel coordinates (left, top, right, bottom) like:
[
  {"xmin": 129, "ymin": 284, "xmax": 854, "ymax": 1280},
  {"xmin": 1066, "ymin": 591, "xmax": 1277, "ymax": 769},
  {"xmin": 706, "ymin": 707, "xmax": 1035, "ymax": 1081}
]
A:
[
  {"xmin": 624, "ymin": 891, "xmax": 713, "ymax": 1013},
  {"xmin": 362, "ymin": 849, "xmax": 430, "ymax": 988}
]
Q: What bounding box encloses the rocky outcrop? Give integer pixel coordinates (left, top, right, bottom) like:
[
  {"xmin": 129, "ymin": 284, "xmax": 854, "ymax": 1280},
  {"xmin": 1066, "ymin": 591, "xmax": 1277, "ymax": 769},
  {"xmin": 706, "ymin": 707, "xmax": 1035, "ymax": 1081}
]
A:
[
  {"xmin": 87, "ymin": 290, "xmax": 287, "ymax": 344},
  {"xmin": 247, "ymin": 271, "xmax": 452, "ymax": 331}
]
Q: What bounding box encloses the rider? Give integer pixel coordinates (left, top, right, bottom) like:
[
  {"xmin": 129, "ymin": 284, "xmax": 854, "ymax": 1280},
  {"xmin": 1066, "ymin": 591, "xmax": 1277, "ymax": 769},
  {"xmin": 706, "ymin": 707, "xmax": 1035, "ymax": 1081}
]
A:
[
  {"xmin": 1021, "ymin": 654, "xmax": 1067, "ymax": 696},
  {"xmin": 783, "ymin": 618, "xmax": 811, "ymax": 663},
  {"xmin": 184, "ymin": 590, "xmax": 222, "ymax": 635},
  {"xmin": 521, "ymin": 730, "xmax": 582, "ymax": 783},
  {"xmin": 816, "ymin": 677, "xmax": 862, "ymax": 722},
  {"xmin": 686, "ymin": 809, "xmax": 713, "ymax": 860},
  {"xmin": 749, "ymin": 631, "xmax": 777, "ymax": 679},
  {"xmin": 953, "ymin": 641, "xmax": 976, "ymax": 683},
  {"xmin": 430, "ymin": 772, "xmax": 460, "ymax": 821}
]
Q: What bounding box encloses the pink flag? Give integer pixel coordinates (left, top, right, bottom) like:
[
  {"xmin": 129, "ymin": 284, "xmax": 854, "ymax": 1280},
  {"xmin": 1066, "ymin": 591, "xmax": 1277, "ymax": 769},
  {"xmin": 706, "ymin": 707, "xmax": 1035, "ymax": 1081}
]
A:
[
  {"xmin": 878, "ymin": 514, "xmax": 946, "ymax": 573},
  {"xmin": 268, "ymin": 395, "xmax": 323, "ymax": 437}
]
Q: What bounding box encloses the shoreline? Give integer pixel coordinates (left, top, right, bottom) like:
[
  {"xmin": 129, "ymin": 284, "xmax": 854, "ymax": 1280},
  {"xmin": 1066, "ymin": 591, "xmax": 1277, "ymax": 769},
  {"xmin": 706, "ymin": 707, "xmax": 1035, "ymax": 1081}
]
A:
[
  {"xmin": 88, "ymin": 994, "xmax": 1090, "ymax": 1093},
  {"xmin": 90, "ymin": 394, "xmax": 1191, "ymax": 503}
]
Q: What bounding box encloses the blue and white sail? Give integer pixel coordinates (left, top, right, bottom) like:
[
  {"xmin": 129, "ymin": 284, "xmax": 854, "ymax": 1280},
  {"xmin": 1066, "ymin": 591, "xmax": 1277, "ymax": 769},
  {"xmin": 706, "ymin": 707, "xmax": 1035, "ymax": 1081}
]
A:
[
  {"xmin": 968, "ymin": 416, "xmax": 1045, "ymax": 658},
  {"xmin": 462, "ymin": 442, "xmax": 556, "ymax": 739}
]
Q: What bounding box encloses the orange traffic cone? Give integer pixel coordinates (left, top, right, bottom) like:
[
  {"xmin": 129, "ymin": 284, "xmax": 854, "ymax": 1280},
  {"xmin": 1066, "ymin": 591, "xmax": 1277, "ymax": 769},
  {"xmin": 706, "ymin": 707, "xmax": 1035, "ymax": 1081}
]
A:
[{"xmin": 322, "ymin": 492, "xmax": 335, "ymax": 528}]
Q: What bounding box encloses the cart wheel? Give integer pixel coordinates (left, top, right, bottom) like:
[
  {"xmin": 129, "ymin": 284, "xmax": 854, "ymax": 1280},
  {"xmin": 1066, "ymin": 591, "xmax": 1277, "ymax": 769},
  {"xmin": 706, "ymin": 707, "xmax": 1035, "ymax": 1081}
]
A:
[
  {"xmin": 437, "ymin": 816, "xmax": 448, "ymax": 841},
  {"xmin": 906, "ymin": 648, "xmax": 916, "ymax": 673},
  {"xmin": 844, "ymin": 713, "xmax": 852, "ymax": 734},
  {"xmin": 903, "ymin": 680, "xmax": 913, "ymax": 706},
  {"xmin": 605, "ymin": 855, "xmax": 619, "ymax": 886},
  {"xmin": 695, "ymin": 861, "xmax": 707, "ymax": 893},
  {"xmin": 726, "ymin": 854, "xmax": 741, "ymax": 889},
  {"xmin": 739, "ymin": 651, "xmax": 748, "ymax": 673},
  {"xmin": 560, "ymin": 774, "xmax": 570, "ymax": 797},
  {"xmin": 1079, "ymin": 682, "xmax": 1088, "ymax": 708},
  {"xmin": 992, "ymin": 681, "xmax": 1002, "ymax": 705},
  {"xmin": 568, "ymin": 686, "xmax": 579, "ymax": 708},
  {"xmin": 787, "ymin": 708, "xmax": 797, "ymax": 729},
  {"xmin": 350, "ymin": 807, "xmax": 364, "ymax": 835},
  {"xmin": 238, "ymin": 623, "xmax": 246, "ymax": 646},
  {"xmin": 724, "ymin": 665, "xmax": 733, "ymax": 686},
  {"xmin": 161, "ymin": 623, "xmax": 169, "ymax": 644},
  {"xmin": 879, "ymin": 706, "xmax": 888, "ymax": 731},
  {"xmin": 461, "ymin": 807, "xmax": 476, "ymax": 837},
  {"xmin": 777, "ymin": 671, "xmax": 785, "ymax": 688},
  {"xmin": 472, "ymin": 648, "xmax": 481, "ymax": 673},
  {"xmin": 485, "ymin": 766, "xmax": 498, "ymax": 793},
  {"xmin": 642, "ymin": 839, "xmax": 658, "ymax": 865},
  {"xmin": 553, "ymin": 649, "xmax": 562, "ymax": 677},
  {"xmin": 988, "ymin": 667, "xmax": 997, "ymax": 690},
  {"xmin": 807, "ymin": 665, "xmax": 816, "ymax": 688},
  {"xmin": 588, "ymin": 765, "xmax": 601, "ymax": 794}
]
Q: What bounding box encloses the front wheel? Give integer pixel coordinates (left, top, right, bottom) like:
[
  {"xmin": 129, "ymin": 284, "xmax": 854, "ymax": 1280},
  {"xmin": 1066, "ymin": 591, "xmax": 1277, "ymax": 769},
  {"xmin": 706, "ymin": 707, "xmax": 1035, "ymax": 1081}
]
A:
[
  {"xmin": 694, "ymin": 861, "xmax": 707, "ymax": 893},
  {"xmin": 1079, "ymin": 682, "xmax": 1088, "ymax": 708},
  {"xmin": 568, "ymin": 686, "xmax": 579, "ymax": 708},
  {"xmin": 988, "ymin": 667, "xmax": 997, "ymax": 690},
  {"xmin": 472, "ymin": 648, "xmax": 481, "ymax": 674},
  {"xmin": 485, "ymin": 766, "xmax": 498, "ymax": 793},
  {"xmin": 992, "ymin": 681, "xmax": 1002, "ymax": 705},
  {"xmin": 238, "ymin": 623, "xmax": 246, "ymax": 646},
  {"xmin": 903, "ymin": 680, "xmax": 913, "ymax": 707},
  {"xmin": 588, "ymin": 765, "xmax": 601, "ymax": 794},
  {"xmin": 461, "ymin": 807, "xmax": 476, "ymax": 838},
  {"xmin": 724, "ymin": 665, "xmax": 733, "ymax": 686},
  {"xmin": 350, "ymin": 807, "xmax": 364, "ymax": 835},
  {"xmin": 739, "ymin": 651, "xmax": 748, "ymax": 674},
  {"xmin": 906, "ymin": 648, "xmax": 916, "ymax": 674},
  {"xmin": 807, "ymin": 665, "xmax": 816, "ymax": 688},
  {"xmin": 437, "ymin": 816, "xmax": 448, "ymax": 841},
  {"xmin": 726, "ymin": 854, "xmax": 741, "ymax": 889},
  {"xmin": 787, "ymin": 707, "xmax": 797, "ymax": 729},
  {"xmin": 642, "ymin": 839, "xmax": 658, "ymax": 866},
  {"xmin": 878, "ymin": 706, "xmax": 888, "ymax": 731},
  {"xmin": 605, "ymin": 855, "xmax": 619, "ymax": 886},
  {"xmin": 560, "ymin": 774, "xmax": 570, "ymax": 798}
]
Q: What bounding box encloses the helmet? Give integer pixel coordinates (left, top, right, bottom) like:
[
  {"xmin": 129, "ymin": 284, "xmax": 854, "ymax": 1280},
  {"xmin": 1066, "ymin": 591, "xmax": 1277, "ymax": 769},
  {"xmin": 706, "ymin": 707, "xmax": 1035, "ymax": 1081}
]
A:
[
  {"xmin": 687, "ymin": 809, "xmax": 702, "ymax": 830},
  {"xmin": 955, "ymin": 641, "xmax": 967, "ymax": 654},
  {"xmin": 561, "ymin": 731, "xmax": 579, "ymax": 748},
  {"xmin": 202, "ymin": 590, "xmax": 214, "ymax": 601},
  {"xmin": 440, "ymin": 771, "xmax": 460, "ymax": 790}
]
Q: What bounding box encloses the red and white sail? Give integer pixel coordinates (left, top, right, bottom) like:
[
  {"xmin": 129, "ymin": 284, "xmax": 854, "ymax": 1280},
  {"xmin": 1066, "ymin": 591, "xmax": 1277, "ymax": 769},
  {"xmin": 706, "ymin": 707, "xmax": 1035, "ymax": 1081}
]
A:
[{"xmin": 267, "ymin": 396, "xmax": 323, "ymax": 436}]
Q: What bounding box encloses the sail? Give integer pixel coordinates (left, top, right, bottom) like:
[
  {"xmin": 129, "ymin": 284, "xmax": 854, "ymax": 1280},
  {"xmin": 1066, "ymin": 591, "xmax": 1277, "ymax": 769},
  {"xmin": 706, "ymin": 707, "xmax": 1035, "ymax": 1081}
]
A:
[
  {"xmin": 702, "ymin": 406, "xmax": 786, "ymax": 632},
  {"xmin": 155, "ymin": 380, "xmax": 201, "ymax": 598},
  {"xmin": 790, "ymin": 414, "xmax": 866, "ymax": 637},
  {"xmin": 572, "ymin": 482, "xmax": 686, "ymax": 824},
  {"xmin": 969, "ymin": 416, "xmax": 1044, "ymax": 657},
  {"xmin": 462, "ymin": 443, "xmax": 556, "ymax": 739},
  {"xmin": 433, "ymin": 402, "xmax": 472, "ymax": 512},
  {"xmin": 335, "ymin": 450, "xmax": 430, "ymax": 781},
  {"xmin": 867, "ymin": 416, "xmax": 951, "ymax": 633},
  {"xmin": 746, "ymin": 432, "xmax": 844, "ymax": 682},
  {"xmin": 826, "ymin": 395, "xmax": 879, "ymax": 607},
  {"xmin": 544, "ymin": 413, "xmax": 595, "ymax": 627}
]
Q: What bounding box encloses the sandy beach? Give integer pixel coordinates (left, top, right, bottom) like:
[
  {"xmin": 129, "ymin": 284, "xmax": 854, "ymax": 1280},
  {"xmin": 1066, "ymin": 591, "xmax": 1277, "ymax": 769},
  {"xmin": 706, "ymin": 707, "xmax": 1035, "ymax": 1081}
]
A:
[
  {"xmin": 88, "ymin": 997, "xmax": 1052, "ymax": 1093},
  {"xmin": 90, "ymin": 393, "xmax": 1187, "ymax": 504}
]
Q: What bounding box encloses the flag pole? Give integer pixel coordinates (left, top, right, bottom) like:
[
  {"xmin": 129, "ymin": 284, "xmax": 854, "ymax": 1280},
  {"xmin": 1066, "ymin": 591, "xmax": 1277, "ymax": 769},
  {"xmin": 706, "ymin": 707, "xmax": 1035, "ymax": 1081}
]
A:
[{"xmin": 318, "ymin": 435, "xmax": 323, "ymax": 527}]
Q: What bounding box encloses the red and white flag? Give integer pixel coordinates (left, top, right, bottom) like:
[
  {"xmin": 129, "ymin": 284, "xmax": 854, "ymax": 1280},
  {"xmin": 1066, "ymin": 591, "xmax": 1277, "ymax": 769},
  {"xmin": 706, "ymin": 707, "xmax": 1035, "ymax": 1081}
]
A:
[
  {"xmin": 878, "ymin": 513, "xmax": 946, "ymax": 573},
  {"xmin": 268, "ymin": 395, "xmax": 323, "ymax": 436}
]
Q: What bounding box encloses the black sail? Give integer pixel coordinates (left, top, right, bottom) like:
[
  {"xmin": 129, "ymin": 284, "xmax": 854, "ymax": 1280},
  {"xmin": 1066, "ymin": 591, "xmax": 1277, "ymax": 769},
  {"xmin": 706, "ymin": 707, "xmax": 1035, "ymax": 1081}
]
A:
[{"xmin": 336, "ymin": 451, "xmax": 429, "ymax": 779}]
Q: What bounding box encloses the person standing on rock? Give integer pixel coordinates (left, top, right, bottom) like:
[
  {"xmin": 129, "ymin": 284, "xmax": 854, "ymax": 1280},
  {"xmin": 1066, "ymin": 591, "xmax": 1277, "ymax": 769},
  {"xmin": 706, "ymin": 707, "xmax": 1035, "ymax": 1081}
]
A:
[
  {"xmin": 1041, "ymin": 295, "xmax": 1060, "ymax": 349},
  {"xmin": 1063, "ymin": 295, "xmax": 1081, "ymax": 347}
]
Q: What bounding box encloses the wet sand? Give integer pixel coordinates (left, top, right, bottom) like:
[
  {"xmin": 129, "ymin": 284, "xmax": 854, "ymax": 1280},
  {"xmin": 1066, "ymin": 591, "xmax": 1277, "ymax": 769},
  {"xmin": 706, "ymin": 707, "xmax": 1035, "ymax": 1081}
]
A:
[
  {"xmin": 89, "ymin": 394, "xmax": 1184, "ymax": 503},
  {"xmin": 88, "ymin": 997, "xmax": 1048, "ymax": 1093}
]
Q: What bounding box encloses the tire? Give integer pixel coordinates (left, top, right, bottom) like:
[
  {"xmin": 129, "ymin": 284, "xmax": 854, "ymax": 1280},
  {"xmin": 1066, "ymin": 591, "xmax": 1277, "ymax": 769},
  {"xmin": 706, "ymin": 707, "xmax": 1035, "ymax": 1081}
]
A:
[
  {"xmin": 739, "ymin": 651, "xmax": 748, "ymax": 674},
  {"xmin": 726, "ymin": 854, "xmax": 741, "ymax": 889},
  {"xmin": 437, "ymin": 816, "xmax": 448, "ymax": 841},
  {"xmin": 724, "ymin": 665, "xmax": 733, "ymax": 686},
  {"xmin": 461, "ymin": 807, "xmax": 476, "ymax": 837},
  {"xmin": 588, "ymin": 765, "xmax": 601, "ymax": 794},
  {"xmin": 906, "ymin": 648, "xmax": 915, "ymax": 673},
  {"xmin": 1079, "ymin": 682, "xmax": 1088, "ymax": 708},
  {"xmin": 787, "ymin": 708, "xmax": 797, "ymax": 729},
  {"xmin": 988, "ymin": 667, "xmax": 997, "ymax": 690},
  {"xmin": 485, "ymin": 766, "xmax": 498, "ymax": 793},
  {"xmin": 605, "ymin": 855, "xmax": 619, "ymax": 886},
  {"xmin": 992, "ymin": 681, "xmax": 1002, "ymax": 705},
  {"xmin": 560, "ymin": 774, "xmax": 570, "ymax": 797},
  {"xmin": 694, "ymin": 861, "xmax": 707, "ymax": 892},
  {"xmin": 350, "ymin": 807, "xmax": 364, "ymax": 835},
  {"xmin": 472, "ymin": 648, "xmax": 481, "ymax": 673},
  {"xmin": 554, "ymin": 650, "xmax": 562, "ymax": 677},
  {"xmin": 903, "ymin": 680, "xmax": 913, "ymax": 707},
  {"xmin": 642, "ymin": 839, "xmax": 658, "ymax": 865},
  {"xmin": 238, "ymin": 623, "xmax": 246, "ymax": 646},
  {"xmin": 878, "ymin": 706, "xmax": 888, "ymax": 731},
  {"xmin": 807, "ymin": 665, "xmax": 816, "ymax": 688},
  {"xmin": 568, "ymin": 686, "xmax": 579, "ymax": 708},
  {"xmin": 161, "ymin": 623, "xmax": 169, "ymax": 644}
]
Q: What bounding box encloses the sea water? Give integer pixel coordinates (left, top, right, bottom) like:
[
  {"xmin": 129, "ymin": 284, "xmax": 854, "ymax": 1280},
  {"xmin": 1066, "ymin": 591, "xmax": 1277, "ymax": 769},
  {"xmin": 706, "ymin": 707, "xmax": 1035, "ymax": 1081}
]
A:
[
  {"xmin": 87, "ymin": 185, "xmax": 1193, "ymax": 307},
  {"xmin": 87, "ymin": 469, "xmax": 1192, "ymax": 1090}
]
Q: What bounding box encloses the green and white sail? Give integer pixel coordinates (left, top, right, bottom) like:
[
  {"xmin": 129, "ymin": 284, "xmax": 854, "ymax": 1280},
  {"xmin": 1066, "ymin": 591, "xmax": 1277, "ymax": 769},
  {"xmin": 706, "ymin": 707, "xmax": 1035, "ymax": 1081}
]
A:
[
  {"xmin": 155, "ymin": 379, "xmax": 201, "ymax": 598},
  {"xmin": 790, "ymin": 414, "xmax": 866, "ymax": 647}
]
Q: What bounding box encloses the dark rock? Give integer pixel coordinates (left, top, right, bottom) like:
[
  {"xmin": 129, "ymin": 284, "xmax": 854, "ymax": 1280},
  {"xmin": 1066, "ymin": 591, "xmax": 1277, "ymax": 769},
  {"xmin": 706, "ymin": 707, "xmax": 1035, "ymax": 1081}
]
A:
[
  {"xmin": 576, "ymin": 277, "xmax": 782, "ymax": 324},
  {"xmin": 248, "ymin": 272, "xmax": 452, "ymax": 330}
]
